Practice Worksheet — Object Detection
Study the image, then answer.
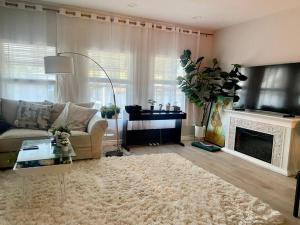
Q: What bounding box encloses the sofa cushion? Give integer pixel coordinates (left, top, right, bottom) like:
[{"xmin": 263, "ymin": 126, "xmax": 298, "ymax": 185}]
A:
[
  {"xmin": 48, "ymin": 102, "xmax": 94, "ymax": 124},
  {"xmin": 52, "ymin": 102, "xmax": 97, "ymax": 132},
  {"xmin": 0, "ymin": 129, "xmax": 50, "ymax": 139},
  {"xmin": 14, "ymin": 101, "xmax": 52, "ymax": 130}
]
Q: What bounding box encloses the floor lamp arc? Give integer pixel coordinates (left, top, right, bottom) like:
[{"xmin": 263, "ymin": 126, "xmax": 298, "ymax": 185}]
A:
[{"xmin": 44, "ymin": 52, "xmax": 123, "ymax": 157}]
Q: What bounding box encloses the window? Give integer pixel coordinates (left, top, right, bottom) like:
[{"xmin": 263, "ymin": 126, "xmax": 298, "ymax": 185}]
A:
[
  {"xmin": 153, "ymin": 56, "xmax": 185, "ymax": 110},
  {"xmin": 87, "ymin": 50, "xmax": 131, "ymax": 109},
  {"xmin": 1, "ymin": 42, "xmax": 56, "ymax": 101}
]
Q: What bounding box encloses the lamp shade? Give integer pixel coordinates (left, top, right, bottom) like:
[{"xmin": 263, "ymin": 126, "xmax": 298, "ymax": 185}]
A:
[{"xmin": 44, "ymin": 56, "xmax": 74, "ymax": 75}]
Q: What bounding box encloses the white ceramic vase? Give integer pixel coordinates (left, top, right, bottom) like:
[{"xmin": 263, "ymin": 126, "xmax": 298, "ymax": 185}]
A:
[{"xmin": 195, "ymin": 125, "xmax": 206, "ymax": 139}]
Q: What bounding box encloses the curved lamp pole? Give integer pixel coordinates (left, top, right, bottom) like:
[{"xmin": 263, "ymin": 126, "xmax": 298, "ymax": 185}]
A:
[{"xmin": 44, "ymin": 52, "xmax": 123, "ymax": 157}]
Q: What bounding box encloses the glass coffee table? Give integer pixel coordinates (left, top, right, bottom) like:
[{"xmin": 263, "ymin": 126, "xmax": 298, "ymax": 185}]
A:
[{"xmin": 13, "ymin": 139, "xmax": 76, "ymax": 203}]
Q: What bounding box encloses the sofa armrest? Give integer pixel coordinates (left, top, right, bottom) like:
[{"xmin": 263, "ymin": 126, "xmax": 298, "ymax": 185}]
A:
[{"xmin": 87, "ymin": 115, "xmax": 108, "ymax": 158}]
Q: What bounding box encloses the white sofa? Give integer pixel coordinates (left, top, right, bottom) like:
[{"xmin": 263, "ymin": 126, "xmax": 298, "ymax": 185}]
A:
[{"xmin": 0, "ymin": 98, "xmax": 108, "ymax": 168}]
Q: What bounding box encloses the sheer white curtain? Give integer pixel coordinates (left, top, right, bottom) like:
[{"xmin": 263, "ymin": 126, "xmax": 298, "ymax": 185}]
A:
[
  {"xmin": 0, "ymin": 7, "xmax": 57, "ymax": 102},
  {"xmin": 56, "ymin": 15, "xmax": 201, "ymax": 131},
  {"xmin": 0, "ymin": 7, "xmax": 203, "ymax": 136},
  {"xmin": 56, "ymin": 15, "xmax": 201, "ymax": 110}
]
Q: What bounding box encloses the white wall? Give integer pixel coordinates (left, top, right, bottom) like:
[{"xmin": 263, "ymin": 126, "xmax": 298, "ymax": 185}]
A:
[{"xmin": 214, "ymin": 7, "xmax": 300, "ymax": 70}]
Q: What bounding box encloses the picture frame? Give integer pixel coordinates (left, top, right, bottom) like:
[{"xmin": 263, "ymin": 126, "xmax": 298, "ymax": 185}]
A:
[{"xmin": 204, "ymin": 96, "xmax": 233, "ymax": 147}]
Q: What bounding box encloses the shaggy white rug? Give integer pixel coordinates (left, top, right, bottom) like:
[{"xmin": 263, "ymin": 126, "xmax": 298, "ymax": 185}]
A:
[{"xmin": 0, "ymin": 153, "xmax": 284, "ymax": 225}]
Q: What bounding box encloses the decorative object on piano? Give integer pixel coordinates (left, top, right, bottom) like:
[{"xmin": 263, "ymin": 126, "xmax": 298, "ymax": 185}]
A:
[
  {"xmin": 166, "ymin": 103, "xmax": 171, "ymax": 111},
  {"xmin": 173, "ymin": 105, "xmax": 180, "ymax": 111},
  {"xmin": 100, "ymin": 104, "xmax": 120, "ymax": 119},
  {"xmin": 125, "ymin": 105, "xmax": 142, "ymax": 113},
  {"xmin": 159, "ymin": 104, "xmax": 163, "ymax": 111},
  {"xmin": 148, "ymin": 99, "xmax": 156, "ymax": 110},
  {"xmin": 205, "ymin": 96, "xmax": 233, "ymax": 147}
]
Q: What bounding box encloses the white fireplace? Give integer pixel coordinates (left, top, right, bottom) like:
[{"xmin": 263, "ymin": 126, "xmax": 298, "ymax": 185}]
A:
[{"xmin": 222, "ymin": 110, "xmax": 300, "ymax": 176}]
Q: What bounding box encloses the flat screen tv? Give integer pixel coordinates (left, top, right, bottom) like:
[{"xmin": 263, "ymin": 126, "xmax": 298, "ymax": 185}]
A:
[{"xmin": 234, "ymin": 62, "xmax": 300, "ymax": 115}]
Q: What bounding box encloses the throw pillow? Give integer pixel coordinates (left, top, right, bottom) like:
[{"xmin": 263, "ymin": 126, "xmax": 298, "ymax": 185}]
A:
[
  {"xmin": 14, "ymin": 101, "xmax": 52, "ymax": 130},
  {"xmin": 0, "ymin": 98, "xmax": 51, "ymax": 126},
  {"xmin": 52, "ymin": 102, "xmax": 97, "ymax": 131},
  {"xmin": 45, "ymin": 101, "xmax": 94, "ymax": 124}
]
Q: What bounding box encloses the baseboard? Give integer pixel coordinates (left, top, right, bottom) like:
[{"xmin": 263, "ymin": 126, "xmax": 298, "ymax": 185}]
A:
[
  {"xmin": 103, "ymin": 139, "xmax": 119, "ymax": 147},
  {"xmin": 103, "ymin": 135, "xmax": 193, "ymax": 146},
  {"xmin": 181, "ymin": 135, "xmax": 194, "ymax": 141}
]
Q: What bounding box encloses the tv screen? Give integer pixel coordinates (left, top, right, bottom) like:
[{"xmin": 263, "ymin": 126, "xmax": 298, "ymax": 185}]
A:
[{"xmin": 234, "ymin": 63, "xmax": 300, "ymax": 115}]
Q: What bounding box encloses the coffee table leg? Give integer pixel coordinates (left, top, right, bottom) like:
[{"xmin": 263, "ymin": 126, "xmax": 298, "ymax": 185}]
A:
[
  {"xmin": 63, "ymin": 173, "xmax": 66, "ymax": 198},
  {"xmin": 58, "ymin": 175, "xmax": 63, "ymax": 203},
  {"xmin": 22, "ymin": 177, "xmax": 31, "ymax": 208},
  {"xmin": 22, "ymin": 177, "xmax": 25, "ymax": 200},
  {"xmin": 58, "ymin": 174, "xmax": 66, "ymax": 203},
  {"xmin": 22, "ymin": 177, "xmax": 26, "ymax": 204}
]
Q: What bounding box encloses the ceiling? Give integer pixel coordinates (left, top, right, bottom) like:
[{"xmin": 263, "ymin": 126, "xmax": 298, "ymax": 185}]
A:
[{"xmin": 38, "ymin": 0, "xmax": 300, "ymax": 30}]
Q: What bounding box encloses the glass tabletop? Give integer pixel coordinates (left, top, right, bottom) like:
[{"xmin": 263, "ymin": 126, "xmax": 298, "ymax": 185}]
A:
[{"xmin": 15, "ymin": 139, "xmax": 76, "ymax": 169}]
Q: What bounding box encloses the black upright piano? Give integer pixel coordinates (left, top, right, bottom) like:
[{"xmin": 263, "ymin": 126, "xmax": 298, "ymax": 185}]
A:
[{"xmin": 122, "ymin": 110, "xmax": 186, "ymax": 151}]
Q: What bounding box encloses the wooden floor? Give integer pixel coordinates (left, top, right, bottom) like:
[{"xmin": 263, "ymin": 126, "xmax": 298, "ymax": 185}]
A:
[{"xmin": 104, "ymin": 142, "xmax": 299, "ymax": 225}]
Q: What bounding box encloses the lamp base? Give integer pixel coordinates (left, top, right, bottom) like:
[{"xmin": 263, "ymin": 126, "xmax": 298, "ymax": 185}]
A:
[{"xmin": 105, "ymin": 150, "xmax": 124, "ymax": 157}]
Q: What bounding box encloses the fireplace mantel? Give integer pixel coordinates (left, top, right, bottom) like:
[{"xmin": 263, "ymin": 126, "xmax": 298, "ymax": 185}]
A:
[{"xmin": 222, "ymin": 110, "xmax": 300, "ymax": 176}]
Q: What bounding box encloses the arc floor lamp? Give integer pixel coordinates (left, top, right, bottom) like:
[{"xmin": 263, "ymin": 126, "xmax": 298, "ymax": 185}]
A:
[{"xmin": 44, "ymin": 52, "xmax": 123, "ymax": 157}]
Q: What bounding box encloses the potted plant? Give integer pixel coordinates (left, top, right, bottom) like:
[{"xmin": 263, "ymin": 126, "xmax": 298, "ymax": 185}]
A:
[
  {"xmin": 100, "ymin": 106, "xmax": 108, "ymax": 118},
  {"xmin": 50, "ymin": 126, "xmax": 71, "ymax": 136},
  {"xmin": 177, "ymin": 50, "xmax": 222, "ymax": 138},
  {"xmin": 219, "ymin": 64, "xmax": 248, "ymax": 102},
  {"xmin": 50, "ymin": 126, "xmax": 71, "ymax": 149},
  {"xmin": 148, "ymin": 99, "xmax": 156, "ymax": 110},
  {"xmin": 177, "ymin": 49, "xmax": 247, "ymax": 139},
  {"xmin": 100, "ymin": 104, "xmax": 121, "ymax": 119}
]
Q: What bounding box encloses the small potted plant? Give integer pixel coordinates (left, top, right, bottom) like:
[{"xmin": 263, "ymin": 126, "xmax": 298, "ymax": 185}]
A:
[
  {"xmin": 100, "ymin": 106, "xmax": 108, "ymax": 118},
  {"xmin": 148, "ymin": 99, "xmax": 156, "ymax": 110},
  {"xmin": 50, "ymin": 126, "xmax": 71, "ymax": 147},
  {"xmin": 100, "ymin": 105, "xmax": 121, "ymax": 119}
]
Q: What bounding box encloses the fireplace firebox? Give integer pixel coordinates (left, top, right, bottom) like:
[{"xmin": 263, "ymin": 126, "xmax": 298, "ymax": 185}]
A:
[{"xmin": 234, "ymin": 127, "xmax": 273, "ymax": 163}]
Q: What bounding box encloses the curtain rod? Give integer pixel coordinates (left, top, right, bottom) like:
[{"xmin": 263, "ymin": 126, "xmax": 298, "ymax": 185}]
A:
[{"xmin": 1, "ymin": 0, "xmax": 214, "ymax": 37}]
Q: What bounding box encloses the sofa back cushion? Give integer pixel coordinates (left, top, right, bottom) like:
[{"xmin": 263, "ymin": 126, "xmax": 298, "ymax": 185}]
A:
[
  {"xmin": 14, "ymin": 101, "xmax": 52, "ymax": 130},
  {"xmin": 0, "ymin": 98, "xmax": 94, "ymax": 127},
  {"xmin": 1, "ymin": 98, "xmax": 19, "ymax": 126},
  {"xmin": 0, "ymin": 114, "xmax": 11, "ymax": 134}
]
